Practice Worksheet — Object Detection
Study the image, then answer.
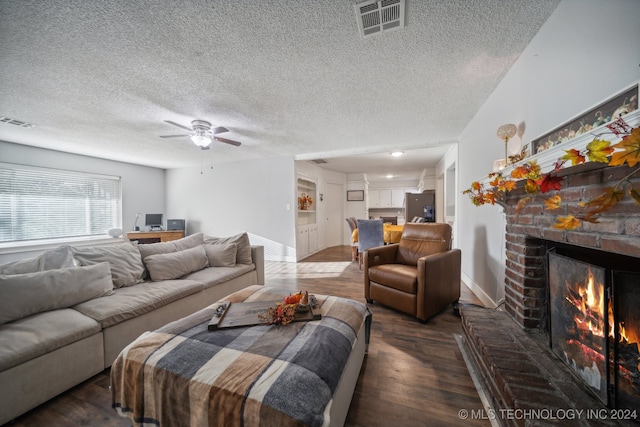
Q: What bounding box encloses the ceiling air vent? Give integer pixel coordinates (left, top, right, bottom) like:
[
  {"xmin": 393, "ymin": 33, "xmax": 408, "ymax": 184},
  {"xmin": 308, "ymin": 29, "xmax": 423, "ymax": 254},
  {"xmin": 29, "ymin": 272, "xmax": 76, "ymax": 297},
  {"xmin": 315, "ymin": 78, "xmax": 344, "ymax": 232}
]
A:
[
  {"xmin": 311, "ymin": 159, "xmax": 328, "ymax": 164},
  {"xmin": 0, "ymin": 116, "xmax": 35, "ymax": 128},
  {"xmin": 355, "ymin": 0, "xmax": 405, "ymax": 37}
]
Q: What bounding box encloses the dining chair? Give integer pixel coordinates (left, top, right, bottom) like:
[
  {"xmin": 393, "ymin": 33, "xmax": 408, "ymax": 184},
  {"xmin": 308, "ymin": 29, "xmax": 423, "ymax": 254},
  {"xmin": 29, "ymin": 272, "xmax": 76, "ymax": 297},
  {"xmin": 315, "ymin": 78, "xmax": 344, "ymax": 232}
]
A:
[
  {"xmin": 356, "ymin": 219, "xmax": 384, "ymax": 269},
  {"xmin": 345, "ymin": 217, "xmax": 358, "ymax": 262},
  {"xmin": 380, "ymin": 216, "xmax": 398, "ymax": 225}
]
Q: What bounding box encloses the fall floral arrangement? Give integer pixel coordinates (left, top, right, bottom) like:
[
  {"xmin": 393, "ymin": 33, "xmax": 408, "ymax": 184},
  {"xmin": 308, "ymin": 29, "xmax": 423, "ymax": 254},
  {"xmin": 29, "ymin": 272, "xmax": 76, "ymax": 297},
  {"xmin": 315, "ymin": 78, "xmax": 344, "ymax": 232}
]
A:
[
  {"xmin": 463, "ymin": 117, "xmax": 640, "ymax": 230},
  {"xmin": 298, "ymin": 193, "xmax": 313, "ymax": 210},
  {"xmin": 259, "ymin": 291, "xmax": 309, "ymax": 325}
]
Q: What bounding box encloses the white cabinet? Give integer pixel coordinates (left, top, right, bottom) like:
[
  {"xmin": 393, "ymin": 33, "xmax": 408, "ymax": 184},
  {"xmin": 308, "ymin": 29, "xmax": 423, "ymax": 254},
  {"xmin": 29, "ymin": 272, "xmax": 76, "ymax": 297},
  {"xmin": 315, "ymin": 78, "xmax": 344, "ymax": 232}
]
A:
[
  {"xmin": 379, "ymin": 189, "xmax": 392, "ymax": 207},
  {"xmin": 391, "ymin": 189, "xmax": 405, "ymax": 208},
  {"xmin": 369, "ymin": 188, "xmax": 406, "ymax": 208},
  {"xmin": 308, "ymin": 224, "xmax": 318, "ymax": 254},
  {"xmin": 368, "ymin": 190, "xmax": 380, "ymax": 208},
  {"xmin": 297, "ymin": 225, "xmax": 309, "ymax": 258}
]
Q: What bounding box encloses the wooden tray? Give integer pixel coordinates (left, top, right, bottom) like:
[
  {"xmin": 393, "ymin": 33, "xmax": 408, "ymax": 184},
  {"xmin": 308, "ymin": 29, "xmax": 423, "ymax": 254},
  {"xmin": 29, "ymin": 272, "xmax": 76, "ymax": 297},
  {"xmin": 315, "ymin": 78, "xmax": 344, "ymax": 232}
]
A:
[{"xmin": 208, "ymin": 300, "xmax": 321, "ymax": 330}]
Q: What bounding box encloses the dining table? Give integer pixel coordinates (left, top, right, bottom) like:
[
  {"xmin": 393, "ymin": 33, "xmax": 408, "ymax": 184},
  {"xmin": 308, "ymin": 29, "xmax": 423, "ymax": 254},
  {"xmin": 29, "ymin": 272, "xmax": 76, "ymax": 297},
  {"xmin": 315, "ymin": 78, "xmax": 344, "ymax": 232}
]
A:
[{"xmin": 352, "ymin": 223, "xmax": 404, "ymax": 245}]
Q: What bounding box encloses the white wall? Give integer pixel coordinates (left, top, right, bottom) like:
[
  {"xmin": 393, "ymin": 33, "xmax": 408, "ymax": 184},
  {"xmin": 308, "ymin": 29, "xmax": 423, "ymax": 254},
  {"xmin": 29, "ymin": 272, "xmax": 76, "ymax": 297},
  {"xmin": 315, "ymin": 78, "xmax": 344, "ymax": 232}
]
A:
[
  {"xmin": 166, "ymin": 156, "xmax": 297, "ymax": 262},
  {"xmin": 0, "ymin": 140, "xmax": 165, "ymax": 262},
  {"xmin": 458, "ymin": 0, "xmax": 640, "ymax": 307}
]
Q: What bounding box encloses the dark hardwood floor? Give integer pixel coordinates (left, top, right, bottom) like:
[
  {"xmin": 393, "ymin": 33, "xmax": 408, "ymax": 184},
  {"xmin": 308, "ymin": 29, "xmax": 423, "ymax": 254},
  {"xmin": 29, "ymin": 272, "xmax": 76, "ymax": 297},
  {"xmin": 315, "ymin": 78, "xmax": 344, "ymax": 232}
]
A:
[{"xmin": 7, "ymin": 246, "xmax": 489, "ymax": 427}]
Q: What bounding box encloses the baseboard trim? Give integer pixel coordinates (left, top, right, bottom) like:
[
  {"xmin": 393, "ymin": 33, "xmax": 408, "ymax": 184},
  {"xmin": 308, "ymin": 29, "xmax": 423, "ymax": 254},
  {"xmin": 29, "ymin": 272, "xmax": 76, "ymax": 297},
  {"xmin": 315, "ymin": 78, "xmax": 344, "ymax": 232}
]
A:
[{"xmin": 461, "ymin": 273, "xmax": 498, "ymax": 309}]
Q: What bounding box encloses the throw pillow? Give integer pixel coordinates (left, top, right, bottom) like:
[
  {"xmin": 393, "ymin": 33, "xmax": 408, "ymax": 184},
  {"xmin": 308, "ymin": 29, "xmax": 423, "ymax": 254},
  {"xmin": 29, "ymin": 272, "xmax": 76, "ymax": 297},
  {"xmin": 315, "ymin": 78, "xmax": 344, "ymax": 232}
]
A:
[
  {"xmin": 204, "ymin": 232, "xmax": 252, "ymax": 265},
  {"xmin": 143, "ymin": 245, "xmax": 209, "ymax": 281},
  {"xmin": 203, "ymin": 243, "xmax": 237, "ymax": 267},
  {"xmin": 71, "ymin": 243, "xmax": 145, "ymax": 288},
  {"xmin": 0, "ymin": 245, "xmax": 76, "ymax": 275},
  {"xmin": 137, "ymin": 232, "xmax": 204, "ymax": 260},
  {"xmin": 0, "ymin": 262, "xmax": 114, "ymax": 325}
]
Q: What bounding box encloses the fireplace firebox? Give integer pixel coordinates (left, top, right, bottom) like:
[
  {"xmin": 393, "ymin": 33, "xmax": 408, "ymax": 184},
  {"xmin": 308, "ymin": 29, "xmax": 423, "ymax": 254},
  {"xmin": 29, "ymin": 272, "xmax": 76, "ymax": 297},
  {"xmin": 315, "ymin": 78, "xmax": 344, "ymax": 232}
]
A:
[{"xmin": 547, "ymin": 246, "xmax": 640, "ymax": 411}]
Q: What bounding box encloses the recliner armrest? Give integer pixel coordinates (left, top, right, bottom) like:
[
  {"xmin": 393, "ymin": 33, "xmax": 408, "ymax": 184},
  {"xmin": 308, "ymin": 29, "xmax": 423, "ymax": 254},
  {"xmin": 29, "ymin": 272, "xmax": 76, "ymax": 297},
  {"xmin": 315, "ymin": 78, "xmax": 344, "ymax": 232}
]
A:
[
  {"xmin": 415, "ymin": 249, "xmax": 462, "ymax": 321},
  {"xmin": 364, "ymin": 244, "xmax": 398, "ymax": 269}
]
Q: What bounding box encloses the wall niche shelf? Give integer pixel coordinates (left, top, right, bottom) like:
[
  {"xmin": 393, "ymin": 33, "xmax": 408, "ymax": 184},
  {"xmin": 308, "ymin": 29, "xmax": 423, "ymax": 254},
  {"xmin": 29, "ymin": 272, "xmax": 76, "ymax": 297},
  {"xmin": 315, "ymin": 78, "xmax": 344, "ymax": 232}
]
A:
[{"xmin": 296, "ymin": 176, "xmax": 318, "ymax": 260}]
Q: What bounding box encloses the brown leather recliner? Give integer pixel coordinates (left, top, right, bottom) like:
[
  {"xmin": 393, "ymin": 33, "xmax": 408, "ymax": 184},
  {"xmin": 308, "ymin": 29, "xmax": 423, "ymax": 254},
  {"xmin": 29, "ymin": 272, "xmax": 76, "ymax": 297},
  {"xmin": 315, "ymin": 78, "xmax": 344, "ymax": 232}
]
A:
[{"xmin": 364, "ymin": 223, "xmax": 461, "ymax": 322}]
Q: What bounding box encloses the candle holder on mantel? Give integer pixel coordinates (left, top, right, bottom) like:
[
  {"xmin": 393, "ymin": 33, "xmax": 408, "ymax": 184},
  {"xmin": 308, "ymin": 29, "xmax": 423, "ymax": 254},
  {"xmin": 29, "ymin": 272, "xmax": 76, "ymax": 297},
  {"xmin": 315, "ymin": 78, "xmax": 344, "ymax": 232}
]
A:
[{"xmin": 497, "ymin": 124, "xmax": 517, "ymax": 166}]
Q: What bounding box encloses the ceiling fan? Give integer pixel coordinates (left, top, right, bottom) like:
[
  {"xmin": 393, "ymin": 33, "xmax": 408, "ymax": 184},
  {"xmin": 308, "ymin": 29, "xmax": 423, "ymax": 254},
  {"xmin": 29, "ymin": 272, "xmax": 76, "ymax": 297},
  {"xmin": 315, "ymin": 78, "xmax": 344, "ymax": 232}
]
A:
[{"xmin": 160, "ymin": 120, "xmax": 241, "ymax": 149}]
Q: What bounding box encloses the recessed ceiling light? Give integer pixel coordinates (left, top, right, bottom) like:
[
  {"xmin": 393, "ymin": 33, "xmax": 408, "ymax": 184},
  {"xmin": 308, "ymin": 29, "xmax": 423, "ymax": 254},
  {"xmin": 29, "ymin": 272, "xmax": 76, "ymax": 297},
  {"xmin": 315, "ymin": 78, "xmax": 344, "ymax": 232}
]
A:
[
  {"xmin": 391, "ymin": 151, "xmax": 404, "ymax": 157},
  {"xmin": 386, "ymin": 174, "xmax": 394, "ymax": 179}
]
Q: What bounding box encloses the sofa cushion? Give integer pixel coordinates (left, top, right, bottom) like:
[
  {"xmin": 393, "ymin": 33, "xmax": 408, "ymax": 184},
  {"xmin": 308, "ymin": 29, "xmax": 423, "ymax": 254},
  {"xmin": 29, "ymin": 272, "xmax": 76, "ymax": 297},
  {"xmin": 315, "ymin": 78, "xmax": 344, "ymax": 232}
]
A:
[
  {"xmin": 137, "ymin": 232, "xmax": 204, "ymax": 260},
  {"xmin": 203, "ymin": 243, "xmax": 237, "ymax": 267},
  {"xmin": 72, "ymin": 279, "xmax": 204, "ymax": 328},
  {"xmin": 368, "ymin": 264, "xmax": 418, "ymax": 294},
  {"xmin": 0, "ymin": 245, "xmax": 75, "ymax": 275},
  {"xmin": 204, "ymin": 232, "xmax": 252, "ymax": 265},
  {"xmin": 182, "ymin": 264, "xmax": 256, "ymax": 289},
  {"xmin": 71, "ymin": 243, "xmax": 145, "ymax": 288},
  {"xmin": 143, "ymin": 245, "xmax": 209, "ymax": 281},
  {"xmin": 0, "ymin": 309, "xmax": 101, "ymax": 372},
  {"xmin": 0, "ymin": 263, "xmax": 114, "ymax": 325}
]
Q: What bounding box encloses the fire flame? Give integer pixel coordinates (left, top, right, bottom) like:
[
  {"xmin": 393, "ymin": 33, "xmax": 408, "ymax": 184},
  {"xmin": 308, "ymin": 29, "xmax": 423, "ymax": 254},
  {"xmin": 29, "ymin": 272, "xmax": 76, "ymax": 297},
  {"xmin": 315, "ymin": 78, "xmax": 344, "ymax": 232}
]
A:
[{"xmin": 572, "ymin": 268, "xmax": 605, "ymax": 337}]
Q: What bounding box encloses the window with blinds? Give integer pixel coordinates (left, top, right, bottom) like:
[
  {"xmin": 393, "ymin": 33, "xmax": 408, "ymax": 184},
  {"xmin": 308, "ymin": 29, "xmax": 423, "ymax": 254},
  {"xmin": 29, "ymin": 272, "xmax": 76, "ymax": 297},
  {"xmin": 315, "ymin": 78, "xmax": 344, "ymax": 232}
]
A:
[{"xmin": 0, "ymin": 163, "xmax": 122, "ymax": 243}]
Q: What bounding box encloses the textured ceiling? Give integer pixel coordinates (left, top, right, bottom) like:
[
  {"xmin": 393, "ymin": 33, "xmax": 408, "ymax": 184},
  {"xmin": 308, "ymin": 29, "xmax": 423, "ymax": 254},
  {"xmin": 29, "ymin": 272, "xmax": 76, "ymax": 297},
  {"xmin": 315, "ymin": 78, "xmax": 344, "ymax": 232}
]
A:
[{"xmin": 0, "ymin": 0, "xmax": 559, "ymax": 180}]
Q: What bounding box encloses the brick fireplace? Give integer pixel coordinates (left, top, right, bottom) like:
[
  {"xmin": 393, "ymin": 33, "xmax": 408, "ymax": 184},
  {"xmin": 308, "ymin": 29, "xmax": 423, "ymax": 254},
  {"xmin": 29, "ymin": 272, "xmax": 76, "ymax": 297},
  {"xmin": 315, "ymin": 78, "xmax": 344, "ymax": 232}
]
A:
[
  {"xmin": 460, "ymin": 162, "xmax": 640, "ymax": 426},
  {"xmin": 503, "ymin": 162, "xmax": 640, "ymax": 329}
]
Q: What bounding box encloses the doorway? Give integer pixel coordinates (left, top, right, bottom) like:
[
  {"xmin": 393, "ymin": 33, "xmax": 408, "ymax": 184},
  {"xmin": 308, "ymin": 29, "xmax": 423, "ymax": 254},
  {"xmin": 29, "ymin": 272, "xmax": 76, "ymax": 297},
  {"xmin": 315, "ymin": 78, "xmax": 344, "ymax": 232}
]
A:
[{"xmin": 325, "ymin": 182, "xmax": 344, "ymax": 247}]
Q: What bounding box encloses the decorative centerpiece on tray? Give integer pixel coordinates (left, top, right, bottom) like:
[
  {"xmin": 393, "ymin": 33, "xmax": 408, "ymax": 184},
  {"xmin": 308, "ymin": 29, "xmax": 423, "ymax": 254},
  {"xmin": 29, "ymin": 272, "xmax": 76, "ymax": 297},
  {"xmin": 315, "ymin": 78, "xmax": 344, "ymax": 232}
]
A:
[
  {"xmin": 298, "ymin": 193, "xmax": 313, "ymax": 210},
  {"xmin": 208, "ymin": 291, "xmax": 320, "ymax": 330},
  {"xmin": 260, "ymin": 291, "xmax": 310, "ymax": 325}
]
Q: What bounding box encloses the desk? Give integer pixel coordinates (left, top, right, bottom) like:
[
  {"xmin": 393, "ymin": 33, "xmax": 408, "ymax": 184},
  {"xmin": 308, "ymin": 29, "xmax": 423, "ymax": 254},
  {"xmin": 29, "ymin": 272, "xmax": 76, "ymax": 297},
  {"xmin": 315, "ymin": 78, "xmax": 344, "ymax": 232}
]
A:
[
  {"xmin": 126, "ymin": 230, "xmax": 184, "ymax": 244},
  {"xmin": 352, "ymin": 224, "xmax": 404, "ymax": 245}
]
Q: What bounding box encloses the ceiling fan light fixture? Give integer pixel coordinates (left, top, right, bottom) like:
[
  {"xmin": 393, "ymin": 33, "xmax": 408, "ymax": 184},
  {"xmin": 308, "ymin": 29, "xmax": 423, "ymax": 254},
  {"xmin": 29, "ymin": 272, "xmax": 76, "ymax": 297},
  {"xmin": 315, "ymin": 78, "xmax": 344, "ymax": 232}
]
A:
[{"xmin": 190, "ymin": 134, "xmax": 211, "ymax": 147}]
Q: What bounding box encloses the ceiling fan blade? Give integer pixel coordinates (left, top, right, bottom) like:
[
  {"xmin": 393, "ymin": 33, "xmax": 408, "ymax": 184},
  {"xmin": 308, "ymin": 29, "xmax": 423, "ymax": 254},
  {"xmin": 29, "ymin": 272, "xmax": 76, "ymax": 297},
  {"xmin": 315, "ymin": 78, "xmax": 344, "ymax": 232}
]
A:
[
  {"xmin": 164, "ymin": 120, "xmax": 193, "ymax": 132},
  {"xmin": 160, "ymin": 134, "xmax": 190, "ymax": 138},
  {"xmin": 212, "ymin": 126, "xmax": 229, "ymax": 135},
  {"xmin": 213, "ymin": 136, "xmax": 241, "ymax": 147}
]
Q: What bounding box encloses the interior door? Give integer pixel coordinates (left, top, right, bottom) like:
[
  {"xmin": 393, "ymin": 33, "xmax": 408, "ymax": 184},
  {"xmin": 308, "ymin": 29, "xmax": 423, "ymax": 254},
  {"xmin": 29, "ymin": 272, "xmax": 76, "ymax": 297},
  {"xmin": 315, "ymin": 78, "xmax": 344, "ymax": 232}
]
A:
[{"xmin": 325, "ymin": 182, "xmax": 344, "ymax": 247}]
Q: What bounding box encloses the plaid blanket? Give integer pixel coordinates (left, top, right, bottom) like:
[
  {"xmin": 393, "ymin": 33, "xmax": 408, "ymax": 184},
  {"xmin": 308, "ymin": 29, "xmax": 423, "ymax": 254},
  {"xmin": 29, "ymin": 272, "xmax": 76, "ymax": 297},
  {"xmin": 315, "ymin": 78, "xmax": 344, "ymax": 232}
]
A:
[{"xmin": 111, "ymin": 285, "xmax": 370, "ymax": 427}]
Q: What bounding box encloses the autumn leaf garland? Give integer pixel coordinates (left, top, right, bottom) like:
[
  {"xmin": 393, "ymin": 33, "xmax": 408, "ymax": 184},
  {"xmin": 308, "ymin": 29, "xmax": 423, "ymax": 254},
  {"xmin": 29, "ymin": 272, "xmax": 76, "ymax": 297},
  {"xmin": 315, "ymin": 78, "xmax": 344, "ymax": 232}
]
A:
[{"xmin": 463, "ymin": 118, "xmax": 640, "ymax": 229}]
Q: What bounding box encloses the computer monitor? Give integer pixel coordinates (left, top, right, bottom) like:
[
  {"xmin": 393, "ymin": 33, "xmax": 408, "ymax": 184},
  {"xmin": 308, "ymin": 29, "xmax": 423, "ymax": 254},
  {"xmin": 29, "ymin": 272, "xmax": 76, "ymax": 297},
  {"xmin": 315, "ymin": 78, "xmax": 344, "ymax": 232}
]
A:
[{"xmin": 145, "ymin": 213, "xmax": 163, "ymax": 231}]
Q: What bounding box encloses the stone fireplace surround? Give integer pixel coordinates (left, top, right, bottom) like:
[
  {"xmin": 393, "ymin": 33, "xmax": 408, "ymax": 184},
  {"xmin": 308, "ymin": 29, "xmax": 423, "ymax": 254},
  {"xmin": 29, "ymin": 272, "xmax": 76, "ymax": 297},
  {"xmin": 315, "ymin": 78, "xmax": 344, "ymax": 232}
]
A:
[{"xmin": 460, "ymin": 162, "xmax": 640, "ymax": 427}]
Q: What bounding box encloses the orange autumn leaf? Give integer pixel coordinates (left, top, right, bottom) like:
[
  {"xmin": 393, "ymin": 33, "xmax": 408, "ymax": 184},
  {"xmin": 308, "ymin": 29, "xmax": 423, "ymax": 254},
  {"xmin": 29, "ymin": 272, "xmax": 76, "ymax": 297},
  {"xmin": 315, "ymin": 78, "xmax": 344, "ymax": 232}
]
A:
[
  {"xmin": 524, "ymin": 179, "xmax": 540, "ymax": 194},
  {"xmin": 544, "ymin": 194, "xmax": 562, "ymax": 210},
  {"xmin": 553, "ymin": 215, "xmax": 581, "ymax": 230},
  {"xmin": 562, "ymin": 149, "xmax": 586, "ymax": 166},
  {"xmin": 629, "ymin": 187, "xmax": 640, "ymax": 204},
  {"xmin": 514, "ymin": 196, "xmax": 531, "ymax": 214},
  {"xmin": 537, "ymin": 174, "xmax": 564, "ymax": 193},
  {"xmin": 511, "ymin": 165, "xmax": 530, "ymax": 179},
  {"xmin": 585, "ymin": 139, "xmax": 614, "ymax": 163},
  {"xmin": 610, "ymin": 127, "xmax": 640, "ymax": 167},
  {"xmin": 582, "ymin": 187, "xmax": 624, "ymax": 216},
  {"xmin": 471, "ymin": 181, "xmax": 482, "ymax": 191}
]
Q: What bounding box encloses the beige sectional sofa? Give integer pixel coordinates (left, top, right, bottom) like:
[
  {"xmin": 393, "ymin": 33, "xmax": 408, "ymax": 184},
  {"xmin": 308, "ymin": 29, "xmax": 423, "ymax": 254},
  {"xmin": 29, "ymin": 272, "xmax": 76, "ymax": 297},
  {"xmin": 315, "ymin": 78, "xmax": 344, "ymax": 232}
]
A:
[{"xmin": 0, "ymin": 232, "xmax": 264, "ymax": 425}]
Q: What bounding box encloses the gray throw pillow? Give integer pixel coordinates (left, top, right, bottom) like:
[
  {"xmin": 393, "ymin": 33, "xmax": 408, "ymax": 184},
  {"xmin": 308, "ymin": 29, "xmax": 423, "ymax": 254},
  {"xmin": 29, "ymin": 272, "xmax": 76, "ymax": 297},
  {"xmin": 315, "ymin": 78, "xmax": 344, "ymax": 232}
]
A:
[
  {"xmin": 143, "ymin": 245, "xmax": 209, "ymax": 281},
  {"xmin": 71, "ymin": 243, "xmax": 145, "ymax": 288},
  {"xmin": 137, "ymin": 232, "xmax": 204, "ymax": 260},
  {"xmin": 0, "ymin": 246, "xmax": 76, "ymax": 275},
  {"xmin": 203, "ymin": 243, "xmax": 237, "ymax": 267},
  {"xmin": 204, "ymin": 232, "xmax": 252, "ymax": 265},
  {"xmin": 0, "ymin": 262, "xmax": 114, "ymax": 325}
]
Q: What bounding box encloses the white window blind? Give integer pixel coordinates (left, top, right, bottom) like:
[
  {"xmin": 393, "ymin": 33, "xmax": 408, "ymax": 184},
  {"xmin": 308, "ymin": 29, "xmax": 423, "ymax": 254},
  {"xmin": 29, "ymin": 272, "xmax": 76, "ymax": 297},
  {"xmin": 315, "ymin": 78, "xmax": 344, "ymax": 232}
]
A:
[{"xmin": 0, "ymin": 163, "xmax": 122, "ymax": 243}]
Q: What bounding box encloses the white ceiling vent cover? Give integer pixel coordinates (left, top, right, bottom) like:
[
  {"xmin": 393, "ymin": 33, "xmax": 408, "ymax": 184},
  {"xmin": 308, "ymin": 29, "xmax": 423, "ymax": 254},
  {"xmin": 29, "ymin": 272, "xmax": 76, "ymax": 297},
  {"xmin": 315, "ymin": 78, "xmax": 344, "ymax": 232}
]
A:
[{"xmin": 355, "ymin": 0, "xmax": 405, "ymax": 37}]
